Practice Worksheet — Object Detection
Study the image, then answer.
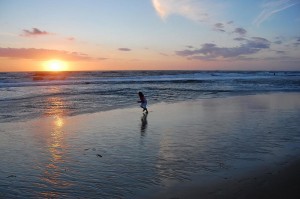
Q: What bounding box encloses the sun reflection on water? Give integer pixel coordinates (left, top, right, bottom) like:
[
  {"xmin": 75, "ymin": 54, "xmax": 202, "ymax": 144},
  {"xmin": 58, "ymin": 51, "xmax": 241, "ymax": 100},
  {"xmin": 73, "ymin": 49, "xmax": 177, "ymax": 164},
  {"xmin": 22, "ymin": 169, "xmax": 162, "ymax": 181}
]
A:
[
  {"xmin": 54, "ymin": 116, "xmax": 64, "ymax": 128},
  {"xmin": 36, "ymin": 90, "xmax": 73, "ymax": 197},
  {"xmin": 44, "ymin": 97, "xmax": 66, "ymax": 117}
]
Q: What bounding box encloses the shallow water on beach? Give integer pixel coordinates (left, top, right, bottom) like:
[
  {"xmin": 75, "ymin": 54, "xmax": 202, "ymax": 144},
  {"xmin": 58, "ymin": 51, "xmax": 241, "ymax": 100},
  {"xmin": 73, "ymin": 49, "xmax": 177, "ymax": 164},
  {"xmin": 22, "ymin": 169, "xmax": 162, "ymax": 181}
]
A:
[
  {"xmin": 1, "ymin": 93, "xmax": 300, "ymax": 198},
  {"xmin": 1, "ymin": 71, "xmax": 300, "ymax": 123}
]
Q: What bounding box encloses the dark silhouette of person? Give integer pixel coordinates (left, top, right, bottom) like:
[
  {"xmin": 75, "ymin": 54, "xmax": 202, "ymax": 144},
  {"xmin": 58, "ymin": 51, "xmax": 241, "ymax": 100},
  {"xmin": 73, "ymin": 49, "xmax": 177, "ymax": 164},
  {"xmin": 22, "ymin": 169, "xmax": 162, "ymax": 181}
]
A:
[{"xmin": 138, "ymin": 92, "xmax": 148, "ymax": 113}]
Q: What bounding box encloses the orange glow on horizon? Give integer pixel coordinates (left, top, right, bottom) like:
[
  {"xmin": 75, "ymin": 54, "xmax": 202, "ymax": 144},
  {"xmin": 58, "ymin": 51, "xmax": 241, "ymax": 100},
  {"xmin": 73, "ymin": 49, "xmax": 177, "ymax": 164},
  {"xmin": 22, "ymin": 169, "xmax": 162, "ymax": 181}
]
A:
[{"xmin": 43, "ymin": 60, "xmax": 68, "ymax": 71}]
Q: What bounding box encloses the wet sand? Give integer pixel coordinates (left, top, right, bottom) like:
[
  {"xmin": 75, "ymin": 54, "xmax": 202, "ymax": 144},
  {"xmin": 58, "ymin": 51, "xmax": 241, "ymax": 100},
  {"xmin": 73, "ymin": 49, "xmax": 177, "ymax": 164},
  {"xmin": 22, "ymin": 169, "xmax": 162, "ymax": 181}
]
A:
[
  {"xmin": 1, "ymin": 93, "xmax": 300, "ymax": 198},
  {"xmin": 152, "ymin": 154, "xmax": 300, "ymax": 199},
  {"xmin": 145, "ymin": 93, "xmax": 300, "ymax": 199}
]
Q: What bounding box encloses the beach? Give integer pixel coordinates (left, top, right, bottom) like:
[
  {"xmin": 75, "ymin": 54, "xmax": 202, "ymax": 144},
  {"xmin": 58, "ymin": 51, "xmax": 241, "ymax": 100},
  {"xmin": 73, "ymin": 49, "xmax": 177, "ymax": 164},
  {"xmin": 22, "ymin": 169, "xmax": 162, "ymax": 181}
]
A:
[
  {"xmin": 154, "ymin": 158, "xmax": 300, "ymax": 199},
  {"xmin": 1, "ymin": 92, "xmax": 300, "ymax": 198},
  {"xmin": 1, "ymin": 0, "xmax": 300, "ymax": 197}
]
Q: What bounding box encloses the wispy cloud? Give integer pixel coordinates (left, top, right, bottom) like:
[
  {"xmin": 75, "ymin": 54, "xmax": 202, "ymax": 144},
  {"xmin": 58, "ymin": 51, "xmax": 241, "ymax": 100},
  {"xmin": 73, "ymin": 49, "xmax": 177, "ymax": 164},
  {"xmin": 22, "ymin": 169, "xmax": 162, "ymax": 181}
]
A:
[
  {"xmin": 176, "ymin": 37, "xmax": 271, "ymax": 60},
  {"xmin": 118, "ymin": 48, "xmax": 131, "ymax": 51},
  {"xmin": 152, "ymin": 0, "xmax": 251, "ymax": 40},
  {"xmin": 234, "ymin": 37, "xmax": 248, "ymax": 42},
  {"xmin": 186, "ymin": 45, "xmax": 194, "ymax": 49},
  {"xmin": 253, "ymin": 0, "xmax": 298, "ymax": 26},
  {"xmin": 152, "ymin": 0, "xmax": 214, "ymax": 22},
  {"xmin": 66, "ymin": 37, "xmax": 75, "ymax": 41},
  {"xmin": 214, "ymin": 23, "xmax": 225, "ymax": 32},
  {"xmin": 0, "ymin": 47, "xmax": 94, "ymax": 61},
  {"xmin": 21, "ymin": 28, "xmax": 52, "ymax": 37}
]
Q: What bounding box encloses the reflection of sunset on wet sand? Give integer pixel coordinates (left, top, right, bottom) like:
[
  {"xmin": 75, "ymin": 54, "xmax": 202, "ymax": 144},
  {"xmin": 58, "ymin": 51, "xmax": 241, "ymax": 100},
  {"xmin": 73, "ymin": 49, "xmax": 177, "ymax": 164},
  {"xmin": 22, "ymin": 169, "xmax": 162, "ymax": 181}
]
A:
[
  {"xmin": 39, "ymin": 117, "xmax": 70, "ymax": 197},
  {"xmin": 35, "ymin": 94, "xmax": 73, "ymax": 197}
]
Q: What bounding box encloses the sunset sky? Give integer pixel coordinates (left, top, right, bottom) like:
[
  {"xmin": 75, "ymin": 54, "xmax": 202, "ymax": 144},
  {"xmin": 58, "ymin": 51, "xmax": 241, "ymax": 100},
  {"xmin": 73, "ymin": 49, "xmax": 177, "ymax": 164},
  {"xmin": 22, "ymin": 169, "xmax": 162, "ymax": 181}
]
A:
[{"xmin": 0, "ymin": 0, "xmax": 299, "ymax": 71}]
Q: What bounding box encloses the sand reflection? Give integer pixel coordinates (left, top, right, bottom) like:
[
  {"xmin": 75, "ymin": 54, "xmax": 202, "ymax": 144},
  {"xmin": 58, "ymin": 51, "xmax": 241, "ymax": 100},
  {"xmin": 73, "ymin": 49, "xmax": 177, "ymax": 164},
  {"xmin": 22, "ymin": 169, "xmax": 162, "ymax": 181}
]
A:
[
  {"xmin": 140, "ymin": 113, "xmax": 148, "ymax": 136},
  {"xmin": 37, "ymin": 93, "xmax": 73, "ymax": 197}
]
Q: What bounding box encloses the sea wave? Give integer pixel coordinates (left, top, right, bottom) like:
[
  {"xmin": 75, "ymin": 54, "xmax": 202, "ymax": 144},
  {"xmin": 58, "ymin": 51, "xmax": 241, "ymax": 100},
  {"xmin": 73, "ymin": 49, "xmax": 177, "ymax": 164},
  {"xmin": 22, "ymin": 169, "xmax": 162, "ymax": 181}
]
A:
[{"xmin": 1, "ymin": 71, "xmax": 300, "ymax": 122}]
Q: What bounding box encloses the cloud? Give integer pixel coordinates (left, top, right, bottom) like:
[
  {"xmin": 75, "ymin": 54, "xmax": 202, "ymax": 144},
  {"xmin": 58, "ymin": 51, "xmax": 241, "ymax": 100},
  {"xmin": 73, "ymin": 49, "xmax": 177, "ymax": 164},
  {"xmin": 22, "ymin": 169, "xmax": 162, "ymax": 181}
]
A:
[
  {"xmin": 152, "ymin": 0, "xmax": 212, "ymax": 22},
  {"xmin": 66, "ymin": 37, "xmax": 75, "ymax": 41},
  {"xmin": 214, "ymin": 23, "xmax": 224, "ymax": 29},
  {"xmin": 118, "ymin": 48, "xmax": 131, "ymax": 51},
  {"xmin": 275, "ymin": 50, "xmax": 285, "ymax": 54},
  {"xmin": 0, "ymin": 47, "xmax": 94, "ymax": 61},
  {"xmin": 214, "ymin": 23, "xmax": 225, "ymax": 32},
  {"xmin": 159, "ymin": 52, "xmax": 169, "ymax": 56},
  {"xmin": 272, "ymin": 36, "xmax": 283, "ymax": 45},
  {"xmin": 293, "ymin": 39, "xmax": 300, "ymax": 47},
  {"xmin": 186, "ymin": 45, "xmax": 194, "ymax": 49},
  {"xmin": 253, "ymin": 0, "xmax": 298, "ymax": 26},
  {"xmin": 274, "ymin": 40, "xmax": 283, "ymax": 45},
  {"xmin": 234, "ymin": 37, "xmax": 248, "ymax": 41},
  {"xmin": 176, "ymin": 37, "xmax": 271, "ymax": 60},
  {"xmin": 292, "ymin": 36, "xmax": 300, "ymax": 47},
  {"xmin": 97, "ymin": 57, "xmax": 108, "ymax": 60},
  {"xmin": 21, "ymin": 28, "xmax": 51, "ymax": 37},
  {"xmin": 233, "ymin": 28, "xmax": 247, "ymax": 36}
]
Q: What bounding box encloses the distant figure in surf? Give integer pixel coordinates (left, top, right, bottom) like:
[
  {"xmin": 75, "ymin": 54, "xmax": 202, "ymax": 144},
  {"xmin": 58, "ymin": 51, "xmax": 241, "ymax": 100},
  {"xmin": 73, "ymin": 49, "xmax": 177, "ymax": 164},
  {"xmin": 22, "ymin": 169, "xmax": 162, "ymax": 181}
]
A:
[{"xmin": 138, "ymin": 92, "xmax": 148, "ymax": 113}]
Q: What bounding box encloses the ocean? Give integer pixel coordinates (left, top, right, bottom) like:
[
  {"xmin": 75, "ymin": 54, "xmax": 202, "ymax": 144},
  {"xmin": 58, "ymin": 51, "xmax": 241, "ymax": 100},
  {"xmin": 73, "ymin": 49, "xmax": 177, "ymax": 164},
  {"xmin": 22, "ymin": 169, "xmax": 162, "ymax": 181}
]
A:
[
  {"xmin": 1, "ymin": 70, "xmax": 299, "ymax": 123},
  {"xmin": 1, "ymin": 71, "xmax": 300, "ymax": 198}
]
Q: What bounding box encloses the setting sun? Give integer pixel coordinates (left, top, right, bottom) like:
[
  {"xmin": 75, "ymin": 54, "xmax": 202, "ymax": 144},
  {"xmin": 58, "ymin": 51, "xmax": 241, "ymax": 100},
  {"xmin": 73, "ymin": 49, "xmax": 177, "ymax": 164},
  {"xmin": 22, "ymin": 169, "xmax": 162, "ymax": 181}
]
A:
[{"xmin": 44, "ymin": 60, "xmax": 68, "ymax": 71}]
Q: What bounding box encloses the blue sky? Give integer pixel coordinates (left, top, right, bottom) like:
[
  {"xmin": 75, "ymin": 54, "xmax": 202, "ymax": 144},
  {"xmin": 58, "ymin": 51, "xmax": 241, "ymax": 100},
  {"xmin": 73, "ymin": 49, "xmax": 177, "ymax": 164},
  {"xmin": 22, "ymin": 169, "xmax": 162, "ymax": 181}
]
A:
[{"xmin": 0, "ymin": 0, "xmax": 299, "ymax": 71}]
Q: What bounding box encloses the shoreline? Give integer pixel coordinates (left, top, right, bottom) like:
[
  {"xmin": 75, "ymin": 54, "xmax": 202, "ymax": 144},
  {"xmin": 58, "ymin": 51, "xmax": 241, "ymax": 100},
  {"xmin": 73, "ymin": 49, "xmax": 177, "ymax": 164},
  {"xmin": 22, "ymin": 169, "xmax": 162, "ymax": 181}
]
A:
[
  {"xmin": 1, "ymin": 91, "xmax": 299, "ymax": 124},
  {"xmin": 1, "ymin": 92, "xmax": 300, "ymax": 198}
]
